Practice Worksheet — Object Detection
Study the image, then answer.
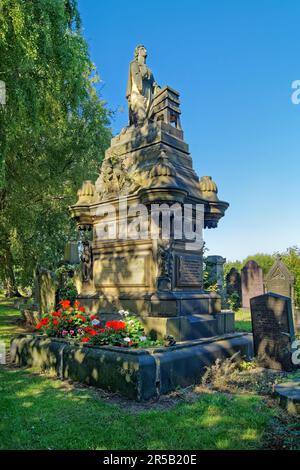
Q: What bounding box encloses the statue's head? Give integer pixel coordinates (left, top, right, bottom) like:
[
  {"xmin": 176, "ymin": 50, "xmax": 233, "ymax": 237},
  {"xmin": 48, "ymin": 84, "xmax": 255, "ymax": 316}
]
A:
[{"xmin": 134, "ymin": 44, "xmax": 147, "ymax": 60}]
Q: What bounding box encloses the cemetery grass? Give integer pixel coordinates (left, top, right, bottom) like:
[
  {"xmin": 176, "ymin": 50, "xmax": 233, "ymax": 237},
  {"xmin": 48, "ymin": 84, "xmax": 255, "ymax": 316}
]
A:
[
  {"xmin": 235, "ymin": 308, "xmax": 252, "ymax": 332},
  {"xmin": 0, "ymin": 297, "xmax": 298, "ymax": 451}
]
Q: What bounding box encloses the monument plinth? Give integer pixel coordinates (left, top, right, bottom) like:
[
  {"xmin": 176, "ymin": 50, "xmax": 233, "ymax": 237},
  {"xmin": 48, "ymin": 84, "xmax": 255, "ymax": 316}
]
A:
[{"xmin": 70, "ymin": 45, "xmax": 230, "ymax": 340}]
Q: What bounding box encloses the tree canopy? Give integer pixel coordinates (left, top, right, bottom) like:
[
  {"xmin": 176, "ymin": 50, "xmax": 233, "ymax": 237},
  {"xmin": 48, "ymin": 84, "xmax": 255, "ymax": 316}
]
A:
[{"xmin": 0, "ymin": 0, "xmax": 111, "ymax": 295}]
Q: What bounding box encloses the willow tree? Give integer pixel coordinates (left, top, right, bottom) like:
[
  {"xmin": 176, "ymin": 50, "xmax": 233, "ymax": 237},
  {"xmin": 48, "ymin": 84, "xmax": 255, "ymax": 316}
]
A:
[{"xmin": 0, "ymin": 0, "xmax": 110, "ymax": 295}]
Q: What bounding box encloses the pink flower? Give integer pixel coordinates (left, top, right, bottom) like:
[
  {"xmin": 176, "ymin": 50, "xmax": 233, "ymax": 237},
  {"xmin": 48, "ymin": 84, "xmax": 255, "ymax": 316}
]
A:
[
  {"xmin": 70, "ymin": 330, "xmax": 75, "ymax": 335},
  {"xmin": 62, "ymin": 330, "xmax": 68, "ymax": 336}
]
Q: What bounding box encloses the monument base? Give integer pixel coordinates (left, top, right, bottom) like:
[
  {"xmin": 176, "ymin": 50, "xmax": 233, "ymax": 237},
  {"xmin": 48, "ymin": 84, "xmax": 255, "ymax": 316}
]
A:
[
  {"xmin": 77, "ymin": 291, "xmax": 232, "ymax": 341},
  {"xmin": 11, "ymin": 333, "xmax": 253, "ymax": 401}
]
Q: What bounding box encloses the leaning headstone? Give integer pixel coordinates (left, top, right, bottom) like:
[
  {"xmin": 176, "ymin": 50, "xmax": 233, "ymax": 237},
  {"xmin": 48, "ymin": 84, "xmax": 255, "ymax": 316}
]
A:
[
  {"xmin": 241, "ymin": 260, "xmax": 264, "ymax": 308},
  {"xmin": 37, "ymin": 267, "xmax": 57, "ymax": 314},
  {"xmin": 226, "ymin": 267, "xmax": 241, "ymax": 301},
  {"xmin": 265, "ymin": 255, "xmax": 294, "ymax": 300},
  {"xmin": 64, "ymin": 241, "xmax": 80, "ymax": 265},
  {"xmin": 250, "ymin": 293, "xmax": 296, "ymax": 371},
  {"xmin": 205, "ymin": 255, "xmax": 226, "ymax": 306}
]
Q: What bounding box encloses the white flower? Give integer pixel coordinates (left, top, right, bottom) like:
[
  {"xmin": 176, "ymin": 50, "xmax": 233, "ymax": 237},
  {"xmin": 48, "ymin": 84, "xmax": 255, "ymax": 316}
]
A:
[
  {"xmin": 118, "ymin": 309, "xmax": 125, "ymax": 315},
  {"xmin": 124, "ymin": 337, "xmax": 131, "ymax": 342},
  {"xmin": 91, "ymin": 319, "xmax": 100, "ymax": 326},
  {"xmin": 139, "ymin": 336, "xmax": 147, "ymax": 342},
  {"xmin": 123, "ymin": 310, "xmax": 130, "ymax": 317},
  {"xmin": 127, "ymin": 319, "xmax": 134, "ymax": 325}
]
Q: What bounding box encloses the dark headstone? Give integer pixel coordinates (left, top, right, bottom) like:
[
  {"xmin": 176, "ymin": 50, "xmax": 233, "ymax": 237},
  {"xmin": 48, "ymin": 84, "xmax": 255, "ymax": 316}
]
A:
[
  {"xmin": 205, "ymin": 255, "xmax": 226, "ymax": 306},
  {"xmin": 250, "ymin": 293, "xmax": 296, "ymax": 371},
  {"xmin": 241, "ymin": 260, "xmax": 264, "ymax": 308},
  {"xmin": 226, "ymin": 267, "xmax": 241, "ymax": 300},
  {"xmin": 265, "ymin": 256, "xmax": 294, "ymax": 300}
]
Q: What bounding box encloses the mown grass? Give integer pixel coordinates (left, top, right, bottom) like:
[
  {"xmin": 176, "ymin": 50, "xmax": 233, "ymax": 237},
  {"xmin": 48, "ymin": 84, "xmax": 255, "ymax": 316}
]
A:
[
  {"xmin": 235, "ymin": 309, "xmax": 252, "ymax": 333},
  {"xmin": 0, "ymin": 366, "xmax": 274, "ymax": 450},
  {"xmin": 0, "ymin": 296, "xmax": 293, "ymax": 450}
]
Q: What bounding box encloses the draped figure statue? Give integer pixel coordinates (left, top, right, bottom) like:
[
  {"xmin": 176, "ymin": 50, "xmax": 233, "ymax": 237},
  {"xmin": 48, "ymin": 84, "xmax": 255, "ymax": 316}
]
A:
[{"xmin": 126, "ymin": 45, "xmax": 160, "ymax": 126}]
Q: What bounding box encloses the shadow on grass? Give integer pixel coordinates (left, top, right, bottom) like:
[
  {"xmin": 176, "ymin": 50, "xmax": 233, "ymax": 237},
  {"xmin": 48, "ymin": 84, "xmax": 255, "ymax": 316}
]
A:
[{"xmin": 0, "ymin": 365, "xmax": 273, "ymax": 451}]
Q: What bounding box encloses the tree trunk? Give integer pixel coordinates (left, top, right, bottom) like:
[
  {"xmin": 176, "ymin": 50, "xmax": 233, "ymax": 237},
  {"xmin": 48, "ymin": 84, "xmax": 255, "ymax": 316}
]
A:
[{"xmin": 0, "ymin": 234, "xmax": 20, "ymax": 297}]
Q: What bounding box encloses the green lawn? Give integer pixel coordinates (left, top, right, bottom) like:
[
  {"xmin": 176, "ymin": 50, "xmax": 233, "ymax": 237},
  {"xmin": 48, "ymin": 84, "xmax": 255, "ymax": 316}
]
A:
[
  {"xmin": 0, "ymin": 297, "xmax": 297, "ymax": 450},
  {"xmin": 235, "ymin": 309, "xmax": 252, "ymax": 332}
]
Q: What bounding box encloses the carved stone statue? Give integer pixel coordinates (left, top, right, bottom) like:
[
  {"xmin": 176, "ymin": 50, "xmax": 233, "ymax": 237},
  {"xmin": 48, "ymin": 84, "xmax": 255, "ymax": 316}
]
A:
[
  {"xmin": 126, "ymin": 45, "xmax": 160, "ymax": 126},
  {"xmin": 80, "ymin": 242, "xmax": 93, "ymax": 282},
  {"xmin": 157, "ymin": 241, "xmax": 172, "ymax": 291}
]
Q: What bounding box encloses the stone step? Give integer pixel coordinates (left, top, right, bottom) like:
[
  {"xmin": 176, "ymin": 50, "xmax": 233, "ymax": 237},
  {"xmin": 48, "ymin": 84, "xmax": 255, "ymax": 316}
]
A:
[{"xmin": 181, "ymin": 315, "xmax": 218, "ymax": 340}]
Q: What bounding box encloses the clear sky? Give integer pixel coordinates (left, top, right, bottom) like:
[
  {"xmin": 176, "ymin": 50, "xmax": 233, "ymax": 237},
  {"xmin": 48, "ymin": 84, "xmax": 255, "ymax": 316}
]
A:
[{"xmin": 78, "ymin": 0, "xmax": 300, "ymax": 261}]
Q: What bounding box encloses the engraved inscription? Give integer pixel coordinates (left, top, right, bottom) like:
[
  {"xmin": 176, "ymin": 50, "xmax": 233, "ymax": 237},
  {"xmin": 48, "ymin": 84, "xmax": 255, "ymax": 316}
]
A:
[
  {"xmin": 176, "ymin": 255, "xmax": 202, "ymax": 287},
  {"xmin": 250, "ymin": 293, "xmax": 295, "ymax": 371},
  {"xmin": 94, "ymin": 255, "xmax": 148, "ymax": 287}
]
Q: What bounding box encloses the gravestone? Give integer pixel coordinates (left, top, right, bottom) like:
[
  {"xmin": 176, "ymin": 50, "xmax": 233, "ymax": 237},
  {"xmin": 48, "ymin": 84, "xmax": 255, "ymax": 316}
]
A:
[
  {"xmin": 265, "ymin": 256, "xmax": 294, "ymax": 300},
  {"xmin": 34, "ymin": 267, "xmax": 57, "ymax": 314},
  {"xmin": 64, "ymin": 241, "xmax": 80, "ymax": 265},
  {"xmin": 241, "ymin": 260, "xmax": 264, "ymax": 308},
  {"xmin": 226, "ymin": 267, "xmax": 241, "ymax": 304},
  {"xmin": 205, "ymin": 255, "xmax": 226, "ymax": 306},
  {"xmin": 250, "ymin": 293, "xmax": 296, "ymax": 371}
]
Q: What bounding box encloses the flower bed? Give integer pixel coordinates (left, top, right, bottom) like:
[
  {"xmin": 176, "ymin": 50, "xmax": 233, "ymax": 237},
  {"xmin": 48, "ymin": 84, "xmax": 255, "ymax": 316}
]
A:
[{"xmin": 35, "ymin": 300, "xmax": 160, "ymax": 348}]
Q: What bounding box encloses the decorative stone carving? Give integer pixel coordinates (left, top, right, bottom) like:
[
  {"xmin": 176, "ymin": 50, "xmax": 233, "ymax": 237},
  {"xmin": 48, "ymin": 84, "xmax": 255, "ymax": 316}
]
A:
[
  {"xmin": 157, "ymin": 240, "xmax": 172, "ymax": 291},
  {"xmin": 199, "ymin": 176, "xmax": 219, "ymax": 201},
  {"xmin": 76, "ymin": 180, "xmax": 95, "ymax": 205},
  {"xmin": 96, "ymin": 157, "xmax": 141, "ymax": 198},
  {"xmin": 80, "ymin": 241, "xmax": 93, "ymax": 283},
  {"xmin": 126, "ymin": 45, "xmax": 160, "ymax": 126}
]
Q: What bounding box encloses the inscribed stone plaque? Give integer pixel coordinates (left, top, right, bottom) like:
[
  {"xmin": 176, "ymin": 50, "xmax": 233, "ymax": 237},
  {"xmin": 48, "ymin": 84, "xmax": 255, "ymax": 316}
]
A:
[
  {"xmin": 265, "ymin": 256, "xmax": 294, "ymax": 299},
  {"xmin": 250, "ymin": 293, "xmax": 296, "ymax": 371},
  {"xmin": 93, "ymin": 255, "xmax": 149, "ymax": 287},
  {"xmin": 241, "ymin": 260, "xmax": 264, "ymax": 308},
  {"xmin": 176, "ymin": 254, "xmax": 203, "ymax": 287}
]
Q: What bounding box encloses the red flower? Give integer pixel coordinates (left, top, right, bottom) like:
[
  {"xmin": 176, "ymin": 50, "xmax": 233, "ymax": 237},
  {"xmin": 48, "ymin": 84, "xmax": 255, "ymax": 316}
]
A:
[
  {"xmin": 105, "ymin": 320, "xmax": 126, "ymax": 330},
  {"xmin": 76, "ymin": 314, "xmax": 87, "ymax": 322},
  {"xmin": 52, "ymin": 319, "xmax": 59, "ymax": 326},
  {"xmin": 59, "ymin": 300, "xmax": 71, "ymax": 309},
  {"xmin": 74, "ymin": 301, "xmax": 81, "ymax": 308},
  {"xmin": 79, "ymin": 307, "xmax": 86, "ymax": 312},
  {"xmin": 52, "ymin": 311, "xmax": 62, "ymax": 317},
  {"xmin": 98, "ymin": 328, "xmax": 105, "ymax": 333},
  {"xmin": 81, "ymin": 337, "xmax": 90, "ymax": 343},
  {"xmin": 90, "ymin": 315, "xmax": 98, "ymax": 320},
  {"xmin": 83, "ymin": 327, "xmax": 98, "ymax": 335},
  {"xmin": 35, "ymin": 317, "xmax": 49, "ymax": 330}
]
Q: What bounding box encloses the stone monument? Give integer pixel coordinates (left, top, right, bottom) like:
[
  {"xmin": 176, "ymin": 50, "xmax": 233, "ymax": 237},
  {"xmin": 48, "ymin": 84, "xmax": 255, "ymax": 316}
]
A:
[
  {"xmin": 241, "ymin": 260, "xmax": 264, "ymax": 309},
  {"xmin": 265, "ymin": 255, "xmax": 294, "ymax": 300},
  {"xmin": 250, "ymin": 293, "xmax": 297, "ymax": 371},
  {"xmin": 70, "ymin": 46, "xmax": 231, "ymax": 340}
]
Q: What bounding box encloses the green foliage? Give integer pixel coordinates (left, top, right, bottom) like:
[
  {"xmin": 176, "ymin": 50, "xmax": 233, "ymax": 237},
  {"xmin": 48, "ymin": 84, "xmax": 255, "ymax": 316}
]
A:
[
  {"xmin": 0, "ymin": 0, "xmax": 111, "ymax": 292},
  {"xmin": 227, "ymin": 291, "xmax": 240, "ymax": 312},
  {"xmin": 203, "ymin": 270, "xmax": 219, "ymax": 293},
  {"xmin": 281, "ymin": 246, "xmax": 300, "ymax": 307},
  {"xmin": 55, "ymin": 264, "xmax": 78, "ymax": 303}
]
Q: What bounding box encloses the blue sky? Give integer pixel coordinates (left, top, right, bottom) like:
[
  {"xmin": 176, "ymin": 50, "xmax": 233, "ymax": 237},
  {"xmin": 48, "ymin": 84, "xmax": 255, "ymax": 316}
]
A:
[{"xmin": 78, "ymin": 0, "xmax": 300, "ymax": 261}]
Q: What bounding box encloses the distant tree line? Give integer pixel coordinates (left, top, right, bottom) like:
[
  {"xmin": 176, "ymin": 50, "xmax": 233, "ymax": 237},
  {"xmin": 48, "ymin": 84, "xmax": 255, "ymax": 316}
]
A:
[{"xmin": 0, "ymin": 0, "xmax": 111, "ymax": 296}]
